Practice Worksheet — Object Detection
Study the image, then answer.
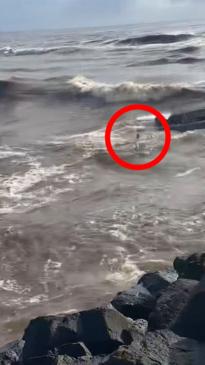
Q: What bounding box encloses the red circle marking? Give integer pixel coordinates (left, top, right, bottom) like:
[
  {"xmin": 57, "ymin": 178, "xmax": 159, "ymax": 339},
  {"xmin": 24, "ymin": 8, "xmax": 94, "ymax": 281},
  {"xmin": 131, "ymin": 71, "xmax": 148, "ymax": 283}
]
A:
[{"xmin": 105, "ymin": 104, "xmax": 171, "ymax": 171}]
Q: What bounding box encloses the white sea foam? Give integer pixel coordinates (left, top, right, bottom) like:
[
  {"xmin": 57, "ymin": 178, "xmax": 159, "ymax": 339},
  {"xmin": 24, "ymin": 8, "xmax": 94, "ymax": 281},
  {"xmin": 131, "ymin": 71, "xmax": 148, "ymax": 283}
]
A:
[
  {"xmin": 0, "ymin": 148, "xmax": 27, "ymax": 159},
  {"xmin": 1, "ymin": 162, "xmax": 65, "ymax": 197},
  {"xmin": 0, "ymin": 157, "xmax": 87, "ymax": 213},
  {"xmin": 105, "ymin": 257, "xmax": 144, "ymax": 285},
  {"xmin": 0, "ymin": 279, "xmax": 30, "ymax": 294},
  {"xmin": 176, "ymin": 167, "xmax": 201, "ymax": 177}
]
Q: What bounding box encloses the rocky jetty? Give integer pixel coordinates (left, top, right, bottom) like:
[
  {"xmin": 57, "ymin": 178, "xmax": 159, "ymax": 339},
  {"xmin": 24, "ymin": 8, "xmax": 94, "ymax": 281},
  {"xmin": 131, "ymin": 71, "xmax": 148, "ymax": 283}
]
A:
[
  {"xmin": 156, "ymin": 108, "xmax": 205, "ymax": 132},
  {"xmin": 1, "ymin": 252, "xmax": 205, "ymax": 365}
]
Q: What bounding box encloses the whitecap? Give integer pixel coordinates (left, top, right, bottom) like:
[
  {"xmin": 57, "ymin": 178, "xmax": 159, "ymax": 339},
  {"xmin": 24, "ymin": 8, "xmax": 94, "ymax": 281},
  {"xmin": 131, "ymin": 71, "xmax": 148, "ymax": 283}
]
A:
[
  {"xmin": 105, "ymin": 257, "xmax": 144, "ymax": 285},
  {"xmin": 66, "ymin": 75, "xmax": 202, "ymax": 104},
  {"xmin": 176, "ymin": 167, "xmax": 201, "ymax": 177}
]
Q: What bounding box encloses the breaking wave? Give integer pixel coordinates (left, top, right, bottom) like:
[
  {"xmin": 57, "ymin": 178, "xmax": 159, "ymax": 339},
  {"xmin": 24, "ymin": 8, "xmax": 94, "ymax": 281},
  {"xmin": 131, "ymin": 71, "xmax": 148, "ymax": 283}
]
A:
[
  {"xmin": 65, "ymin": 76, "xmax": 205, "ymax": 103},
  {"xmin": 1, "ymin": 76, "xmax": 205, "ymax": 104}
]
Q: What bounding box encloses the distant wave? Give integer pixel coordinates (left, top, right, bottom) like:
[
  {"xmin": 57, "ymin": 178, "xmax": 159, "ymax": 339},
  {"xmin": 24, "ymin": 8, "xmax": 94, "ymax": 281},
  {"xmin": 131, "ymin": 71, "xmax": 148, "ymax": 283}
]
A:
[
  {"xmin": 0, "ymin": 45, "xmax": 87, "ymax": 57},
  {"xmin": 116, "ymin": 33, "xmax": 193, "ymax": 46},
  {"xmin": 128, "ymin": 56, "xmax": 205, "ymax": 67},
  {"xmin": 0, "ymin": 33, "xmax": 195, "ymax": 57},
  {"xmin": 1, "ymin": 76, "xmax": 205, "ymax": 104},
  {"xmin": 173, "ymin": 46, "xmax": 200, "ymax": 54},
  {"xmin": 177, "ymin": 57, "xmax": 205, "ymax": 64}
]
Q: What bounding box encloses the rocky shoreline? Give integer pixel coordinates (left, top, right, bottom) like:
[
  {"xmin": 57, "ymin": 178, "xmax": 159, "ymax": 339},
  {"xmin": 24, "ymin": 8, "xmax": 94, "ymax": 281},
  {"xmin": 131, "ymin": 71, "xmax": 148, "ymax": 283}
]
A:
[
  {"xmin": 155, "ymin": 107, "xmax": 205, "ymax": 132},
  {"xmin": 1, "ymin": 252, "xmax": 205, "ymax": 365}
]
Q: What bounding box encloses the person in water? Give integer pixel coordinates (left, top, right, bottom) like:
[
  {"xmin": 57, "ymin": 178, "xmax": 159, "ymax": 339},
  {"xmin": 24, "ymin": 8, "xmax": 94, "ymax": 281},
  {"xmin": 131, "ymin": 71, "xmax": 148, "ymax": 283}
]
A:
[{"xmin": 135, "ymin": 131, "xmax": 141, "ymax": 151}]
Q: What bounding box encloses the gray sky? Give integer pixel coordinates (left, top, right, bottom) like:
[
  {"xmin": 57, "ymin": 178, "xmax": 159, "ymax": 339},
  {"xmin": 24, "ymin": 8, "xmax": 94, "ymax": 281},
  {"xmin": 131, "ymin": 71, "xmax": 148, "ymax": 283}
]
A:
[{"xmin": 0, "ymin": 0, "xmax": 204, "ymax": 32}]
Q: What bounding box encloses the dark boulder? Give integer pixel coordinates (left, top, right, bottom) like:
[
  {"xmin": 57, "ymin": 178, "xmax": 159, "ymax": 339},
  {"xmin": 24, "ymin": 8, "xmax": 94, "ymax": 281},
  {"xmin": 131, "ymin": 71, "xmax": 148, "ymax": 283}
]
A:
[
  {"xmin": 102, "ymin": 346, "xmax": 138, "ymax": 365},
  {"xmin": 23, "ymin": 305, "xmax": 134, "ymax": 362},
  {"xmin": 135, "ymin": 330, "xmax": 195, "ymax": 365},
  {"xmin": 57, "ymin": 342, "xmax": 91, "ymax": 358},
  {"xmin": 22, "ymin": 353, "xmax": 57, "ymax": 365},
  {"xmin": 174, "ymin": 252, "xmax": 205, "ymax": 280},
  {"xmin": 138, "ymin": 270, "xmax": 178, "ymax": 294},
  {"xmin": 111, "ymin": 271, "xmax": 177, "ymax": 320},
  {"xmin": 75, "ymin": 305, "xmax": 133, "ymax": 355},
  {"xmin": 164, "ymin": 108, "xmax": 205, "ymax": 132},
  {"xmin": 23, "ymin": 354, "xmax": 94, "ymax": 365},
  {"xmin": 125, "ymin": 319, "xmax": 148, "ymax": 355},
  {"xmin": 169, "ymin": 337, "xmax": 197, "ymax": 365},
  {"xmin": 173, "ymin": 275, "xmax": 205, "ymax": 341},
  {"xmin": 55, "ymin": 355, "xmax": 103, "ymax": 365},
  {"xmin": 111, "ymin": 283, "xmax": 155, "ymax": 321},
  {"xmin": 0, "ymin": 339, "xmax": 24, "ymax": 365},
  {"xmin": 149, "ymin": 279, "xmax": 197, "ymax": 331},
  {"xmin": 103, "ymin": 330, "xmax": 196, "ymax": 365},
  {"xmin": 131, "ymin": 319, "xmax": 148, "ymax": 338},
  {"xmin": 22, "ymin": 312, "xmax": 80, "ymax": 361}
]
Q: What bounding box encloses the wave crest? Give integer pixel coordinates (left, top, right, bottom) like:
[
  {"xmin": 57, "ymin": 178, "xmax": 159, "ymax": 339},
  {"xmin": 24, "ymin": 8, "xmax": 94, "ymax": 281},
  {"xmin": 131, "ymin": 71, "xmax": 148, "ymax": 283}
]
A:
[
  {"xmin": 1, "ymin": 76, "xmax": 205, "ymax": 104},
  {"xmin": 65, "ymin": 76, "xmax": 205, "ymax": 103},
  {"xmin": 116, "ymin": 33, "xmax": 193, "ymax": 46}
]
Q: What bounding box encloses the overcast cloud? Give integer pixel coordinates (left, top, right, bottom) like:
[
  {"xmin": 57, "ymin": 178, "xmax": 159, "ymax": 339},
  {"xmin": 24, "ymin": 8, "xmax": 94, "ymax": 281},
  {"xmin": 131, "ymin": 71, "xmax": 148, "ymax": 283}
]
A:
[{"xmin": 0, "ymin": 0, "xmax": 204, "ymax": 32}]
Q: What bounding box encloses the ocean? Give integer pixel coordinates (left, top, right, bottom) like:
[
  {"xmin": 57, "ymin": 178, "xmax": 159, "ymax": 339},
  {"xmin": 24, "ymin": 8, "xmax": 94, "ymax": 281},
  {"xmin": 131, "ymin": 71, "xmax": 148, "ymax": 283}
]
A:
[{"xmin": 1, "ymin": 20, "xmax": 205, "ymax": 345}]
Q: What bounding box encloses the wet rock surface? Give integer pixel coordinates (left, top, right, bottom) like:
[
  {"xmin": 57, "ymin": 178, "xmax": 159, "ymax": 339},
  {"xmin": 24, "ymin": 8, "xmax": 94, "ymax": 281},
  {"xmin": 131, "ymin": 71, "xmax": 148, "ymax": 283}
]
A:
[
  {"xmin": 174, "ymin": 252, "xmax": 205, "ymax": 280},
  {"xmin": 0, "ymin": 339, "xmax": 24, "ymax": 365},
  {"xmin": 1, "ymin": 253, "xmax": 204, "ymax": 365},
  {"xmin": 148, "ymin": 279, "xmax": 198, "ymax": 331},
  {"xmin": 156, "ymin": 108, "xmax": 205, "ymax": 132},
  {"xmin": 173, "ymin": 275, "xmax": 205, "ymax": 341},
  {"xmin": 111, "ymin": 271, "xmax": 177, "ymax": 320},
  {"xmin": 168, "ymin": 108, "xmax": 205, "ymax": 132}
]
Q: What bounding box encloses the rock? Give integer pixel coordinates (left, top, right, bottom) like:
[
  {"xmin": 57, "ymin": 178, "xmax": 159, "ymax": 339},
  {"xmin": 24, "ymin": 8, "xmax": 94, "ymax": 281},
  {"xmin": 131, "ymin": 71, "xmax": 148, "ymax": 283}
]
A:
[
  {"xmin": 50, "ymin": 356, "xmax": 74, "ymax": 365},
  {"xmin": 111, "ymin": 271, "xmax": 177, "ymax": 320},
  {"xmin": 56, "ymin": 355, "xmax": 102, "ymax": 365},
  {"xmin": 192, "ymin": 343, "xmax": 205, "ymax": 365},
  {"xmin": 111, "ymin": 283, "xmax": 155, "ymax": 321},
  {"xmin": 102, "ymin": 346, "xmax": 137, "ymax": 365},
  {"xmin": 126, "ymin": 319, "xmax": 148, "ymax": 355},
  {"xmin": 174, "ymin": 252, "xmax": 205, "ymax": 280},
  {"xmin": 23, "ymin": 305, "xmax": 134, "ymax": 362},
  {"xmin": 173, "ymin": 275, "xmax": 205, "ymax": 341},
  {"xmin": 134, "ymin": 330, "xmax": 195, "ymax": 365},
  {"xmin": 57, "ymin": 343, "xmax": 91, "ymax": 358},
  {"xmin": 136, "ymin": 330, "xmax": 177, "ymax": 365},
  {"xmin": 22, "ymin": 353, "xmax": 57, "ymax": 365},
  {"xmin": 167, "ymin": 108, "xmax": 205, "ymax": 132},
  {"xmin": 75, "ymin": 305, "xmax": 133, "ymax": 355},
  {"xmin": 131, "ymin": 319, "xmax": 148, "ymax": 338},
  {"xmin": 149, "ymin": 279, "xmax": 197, "ymax": 331},
  {"xmin": 22, "ymin": 312, "xmax": 80, "ymax": 361},
  {"xmin": 170, "ymin": 338, "xmax": 197, "ymax": 365},
  {"xmin": 103, "ymin": 330, "xmax": 194, "ymax": 365},
  {"xmin": 23, "ymin": 353, "xmax": 104, "ymax": 365},
  {"xmin": 0, "ymin": 339, "xmax": 24, "ymax": 365},
  {"xmin": 138, "ymin": 270, "xmax": 178, "ymax": 294}
]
